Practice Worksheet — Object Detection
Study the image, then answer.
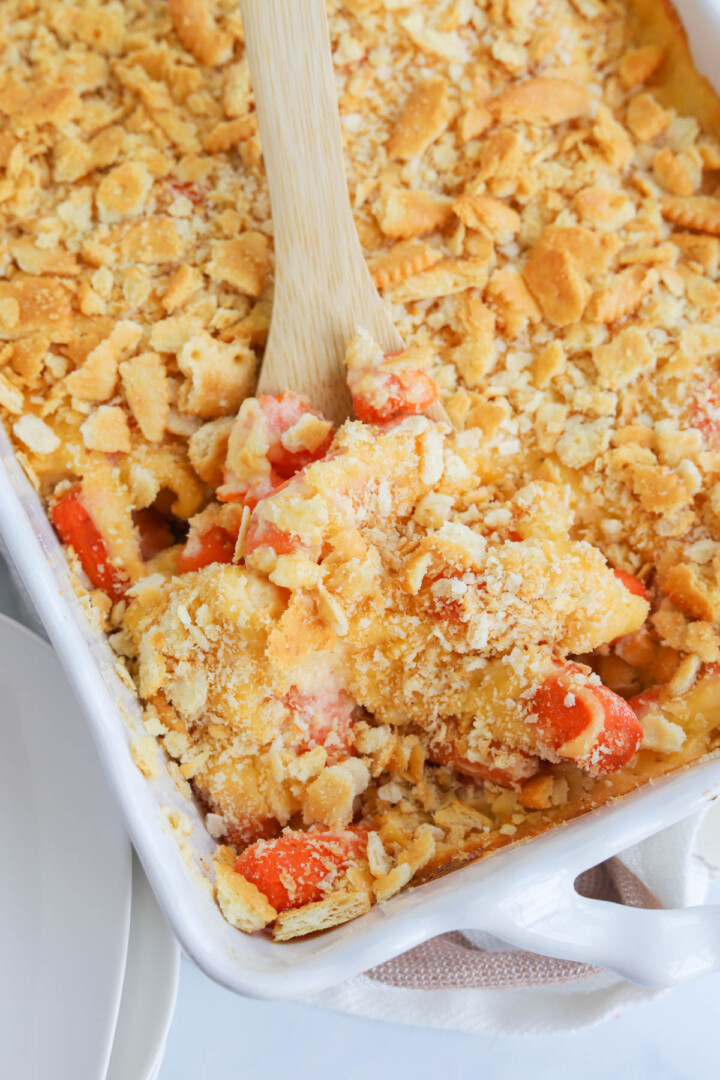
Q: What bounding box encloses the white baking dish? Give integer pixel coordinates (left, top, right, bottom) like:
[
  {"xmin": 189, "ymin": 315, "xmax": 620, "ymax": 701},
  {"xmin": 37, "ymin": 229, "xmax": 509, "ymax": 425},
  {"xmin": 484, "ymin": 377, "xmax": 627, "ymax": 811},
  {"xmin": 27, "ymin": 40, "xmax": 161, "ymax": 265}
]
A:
[{"xmin": 5, "ymin": 0, "xmax": 720, "ymax": 998}]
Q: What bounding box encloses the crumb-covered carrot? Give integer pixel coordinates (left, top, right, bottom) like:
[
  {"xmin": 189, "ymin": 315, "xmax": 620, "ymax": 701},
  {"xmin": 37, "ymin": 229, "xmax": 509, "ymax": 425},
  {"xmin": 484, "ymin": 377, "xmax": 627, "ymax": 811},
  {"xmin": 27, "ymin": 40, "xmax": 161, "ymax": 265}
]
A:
[
  {"xmin": 529, "ymin": 664, "xmax": 642, "ymax": 774},
  {"xmin": 425, "ymin": 569, "xmax": 483, "ymax": 622},
  {"xmin": 260, "ymin": 392, "xmax": 334, "ymax": 477},
  {"xmin": 427, "ymin": 736, "xmax": 540, "ymax": 786},
  {"xmin": 224, "ymin": 815, "xmax": 281, "ymax": 848},
  {"xmin": 177, "ymin": 524, "xmax": 235, "ymax": 573},
  {"xmin": 613, "ymin": 568, "xmax": 650, "ymax": 602},
  {"xmin": 244, "ymin": 518, "xmax": 304, "ymax": 558},
  {"xmin": 234, "ymin": 829, "xmax": 368, "ymax": 912},
  {"xmin": 351, "ymin": 368, "xmax": 439, "ymax": 424},
  {"xmin": 217, "ymin": 473, "xmax": 283, "ymax": 509},
  {"xmin": 218, "ymin": 392, "xmax": 334, "ymax": 505},
  {"xmin": 51, "ymin": 488, "xmax": 126, "ymax": 600},
  {"xmin": 167, "ymin": 178, "xmax": 203, "ymax": 206},
  {"xmin": 627, "ymin": 687, "xmax": 660, "ymax": 719},
  {"xmin": 691, "ymin": 380, "xmax": 720, "ymax": 450},
  {"xmin": 285, "ymin": 687, "xmax": 355, "ymax": 761}
]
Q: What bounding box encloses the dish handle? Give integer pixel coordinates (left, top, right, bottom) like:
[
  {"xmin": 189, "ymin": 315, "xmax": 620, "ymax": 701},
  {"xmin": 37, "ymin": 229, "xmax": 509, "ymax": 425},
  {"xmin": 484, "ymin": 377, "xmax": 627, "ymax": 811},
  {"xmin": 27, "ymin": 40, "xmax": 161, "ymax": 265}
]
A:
[{"xmin": 462, "ymin": 871, "xmax": 720, "ymax": 989}]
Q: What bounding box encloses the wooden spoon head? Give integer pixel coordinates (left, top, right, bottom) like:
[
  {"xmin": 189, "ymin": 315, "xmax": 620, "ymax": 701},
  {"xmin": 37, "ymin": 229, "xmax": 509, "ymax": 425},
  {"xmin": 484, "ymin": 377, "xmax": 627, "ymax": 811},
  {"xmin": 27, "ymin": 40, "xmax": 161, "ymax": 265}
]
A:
[{"xmin": 256, "ymin": 261, "xmax": 405, "ymax": 424}]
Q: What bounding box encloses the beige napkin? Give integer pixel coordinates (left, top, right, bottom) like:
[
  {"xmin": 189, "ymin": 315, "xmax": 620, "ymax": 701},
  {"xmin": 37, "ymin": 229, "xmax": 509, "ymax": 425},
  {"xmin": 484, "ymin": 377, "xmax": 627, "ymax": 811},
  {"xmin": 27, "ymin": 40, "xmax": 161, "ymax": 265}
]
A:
[{"xmin": 366, "ymin": 860, "xmax": 655, "ymax": 992}]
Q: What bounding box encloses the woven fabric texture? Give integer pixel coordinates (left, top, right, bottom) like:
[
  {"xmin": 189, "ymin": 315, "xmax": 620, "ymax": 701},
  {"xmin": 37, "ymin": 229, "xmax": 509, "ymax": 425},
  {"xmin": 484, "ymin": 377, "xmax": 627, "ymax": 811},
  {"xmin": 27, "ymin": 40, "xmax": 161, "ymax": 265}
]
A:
[{"xmin": 366, "ymin": 858, "xmax": 658, "ymax": 990}]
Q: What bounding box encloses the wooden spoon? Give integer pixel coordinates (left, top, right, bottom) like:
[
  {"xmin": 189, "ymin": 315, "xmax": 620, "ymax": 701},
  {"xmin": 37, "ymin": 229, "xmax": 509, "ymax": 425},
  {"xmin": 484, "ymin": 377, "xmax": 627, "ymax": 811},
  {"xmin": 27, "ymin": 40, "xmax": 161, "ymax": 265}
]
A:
[{"xmin": 239, "ymin": 0, "xmax": 447, "ymax": 425}]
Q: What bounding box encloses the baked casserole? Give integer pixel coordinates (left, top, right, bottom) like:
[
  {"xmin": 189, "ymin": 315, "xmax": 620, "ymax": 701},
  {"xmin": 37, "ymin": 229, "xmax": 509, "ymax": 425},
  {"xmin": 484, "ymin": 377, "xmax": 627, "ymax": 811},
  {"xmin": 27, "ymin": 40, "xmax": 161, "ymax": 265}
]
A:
[{"xmin": 3, "ymin": 0, "xmax": 720, "ymax": 940}]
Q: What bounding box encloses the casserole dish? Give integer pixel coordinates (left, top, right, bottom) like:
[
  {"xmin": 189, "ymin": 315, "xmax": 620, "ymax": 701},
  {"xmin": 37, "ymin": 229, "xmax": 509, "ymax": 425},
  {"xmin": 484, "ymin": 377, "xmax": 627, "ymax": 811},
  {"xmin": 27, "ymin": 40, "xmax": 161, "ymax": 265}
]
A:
[{"xmin": 4, "ymin": 0, "xmax": 720, "ymax": 993}]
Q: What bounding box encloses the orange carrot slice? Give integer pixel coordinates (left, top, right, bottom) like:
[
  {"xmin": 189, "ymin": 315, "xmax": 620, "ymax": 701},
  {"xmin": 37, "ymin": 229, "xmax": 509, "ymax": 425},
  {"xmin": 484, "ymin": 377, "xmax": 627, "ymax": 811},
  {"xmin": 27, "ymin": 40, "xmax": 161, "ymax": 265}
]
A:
[
  {"xmin": 235, "ymin": 829, "xmax": 368, "ymax": 912},
  {"xmin": 285, "ymin": 687, "xmax": 355, "ymax": 760},
  {"xmin": 260, "ymin": 392, "xmax": 334, "ymax": 478},
  {"xmin": 691, "ymin": 380, "xmax": 720, "ymax": 451},
  {"xmin": 425, "ymin": 569, "xmax": 486, "ymax": 623},
  {"xmin": 224, "ymin": 815, "xmax": 281, "ymax": 848},
  {"xmin": 352, "ymin": 369, "xmax": 439, "ymax": 424},
  {"xmin": 613, "ymin": 568, "xmax": 650, "ymax": 602},
  {"xmin": 530, "ymin": 664, "xmax": 642, "ymax": 774},
  {"xmin": 428, "ymin": 738, "xmax": 540, "ymax": 786},
  {"xmin": 218, "ymin": 393, "xmax": 333, "ymax": 506},
  {"xmin": 244, "ymin": 518, "xmax": 304, "ymax": 558},
  {"xmin": 216, "ymin": 470, "xmax": 283, "ymax": 508},
  {"xmin": 168, "ymin": 179, "xmax": 203, "ymax": 206},
  {"xmin": 177, "ymin": 525, "xmax": 235, "ymax": 573},
  {"xmin": 627, "ymin": 687, "xmax": 660, "ymax": 720},
  {"xmin": 51, "ymin": 489, "xmax": 126, "ymax": 600}
]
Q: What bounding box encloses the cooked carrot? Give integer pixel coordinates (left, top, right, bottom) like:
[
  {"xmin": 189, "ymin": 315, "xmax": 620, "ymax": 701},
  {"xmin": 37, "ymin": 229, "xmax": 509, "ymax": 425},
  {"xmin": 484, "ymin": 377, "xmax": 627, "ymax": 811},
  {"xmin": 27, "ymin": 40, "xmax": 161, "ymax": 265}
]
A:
[
  {"xmin": 352, "ymin": 369, "xmax": 439, "ymax": 424},
  {"xmin": 427, "ymin": 737, "xmax": 540, "ymax": 786},
  {"xmin": 613, "ymin": 568, "xmax": 650, "ymax": 602},
  {"xmin": 168, "ymin": 179, "xmax": 203, "ymax": 206},
  {"xmin": 285, "ymin": 687, "xmax": 355, "ymax": 761},
  {"xmin": 235, "ymin": 829, "xmax": 368, "ymax": 912},
  {"xmin": 177, "ymin": 525, "xmax": 235, "ymax": 573},
  {"xmin": 224, "ymin": 815, "xmax": 281, "ymax": 848},
  {"xmin": 217, "ymin": 393, "xmax": 333, "ymax": 505},
  {"xmin": 216, "ymin": 471, "xmax": 283, "ymax": 509},
  {"xmin": 260, "ymin": 392, "xmax": 334, "ymax": 477},
  {"xmin": 244, "ymin": 518, "xmax": 304, "ymax": 557},
  {"xmin": 627, "ymin": 687, "xmax": 660, "ymax": 720},
  {"xmin": 51, "ymin": 489, "xmax": 126, "ymax": 600},
  {"xmin": 425, "ymin": 569, "xmax": 485, "ymax": 622},
  {"xmin": 529, "ymin": 664, "xmax": 642, "ymax": 774}
]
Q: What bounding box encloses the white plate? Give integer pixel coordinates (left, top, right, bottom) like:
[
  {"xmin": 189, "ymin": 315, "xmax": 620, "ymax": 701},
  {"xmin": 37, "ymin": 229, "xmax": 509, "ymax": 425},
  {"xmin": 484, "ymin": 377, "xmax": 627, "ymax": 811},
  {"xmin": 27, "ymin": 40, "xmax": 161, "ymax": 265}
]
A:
[
  {"xmin": 106, "ymin": 854, "xmax": 180, "ymax": 1080},
  {"xmin": 0, "ymin": 614, "xmax": 132, "ymax": 1080}
]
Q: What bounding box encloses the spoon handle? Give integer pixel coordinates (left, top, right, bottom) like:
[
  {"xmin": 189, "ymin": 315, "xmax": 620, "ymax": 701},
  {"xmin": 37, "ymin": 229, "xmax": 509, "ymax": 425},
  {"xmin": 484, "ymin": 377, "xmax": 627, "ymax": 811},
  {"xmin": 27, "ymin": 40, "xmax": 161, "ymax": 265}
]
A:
[{"xmin": 239, "ymin": 0, "xmax": 403, "ymax": 421}]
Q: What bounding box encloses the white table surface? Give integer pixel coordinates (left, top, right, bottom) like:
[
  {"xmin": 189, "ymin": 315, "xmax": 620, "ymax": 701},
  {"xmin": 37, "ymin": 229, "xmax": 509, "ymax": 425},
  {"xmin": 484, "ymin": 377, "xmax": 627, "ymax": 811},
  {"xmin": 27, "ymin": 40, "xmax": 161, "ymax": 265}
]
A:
[{"xmin": 1, "ymin": 562, "xmax": 718, "ymax": 1079}]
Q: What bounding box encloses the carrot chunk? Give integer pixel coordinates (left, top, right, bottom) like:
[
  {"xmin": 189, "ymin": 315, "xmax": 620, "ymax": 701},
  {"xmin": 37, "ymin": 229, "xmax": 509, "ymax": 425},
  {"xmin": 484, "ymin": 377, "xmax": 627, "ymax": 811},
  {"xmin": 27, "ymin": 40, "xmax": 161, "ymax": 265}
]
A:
[
  {"xmin": 613, "ymin": 568, "xmax": 650, "ymax": 602},
  {"xmin": 177, "ymin": 525, "xmax": 235, "ymax": 573},
  {"xmin": 260, "ymin": 392, "xmax": 334, "ymax": 478},
  {"xmin": 51, "ymin": 489, "xmax": 126, "ymax": 600},
  {"xmin": 244, "ymin": 518, "xmax": 303, "ymax": 557},
  {"xmin": 352, "ymin": 369, "xmax": 439, "ymax": 424},
  {"xmin": 216, "ymin": 471, "xmax": 283, "ymax": 509},
  {"xmin": 627, "ymin": 687, "xmax": 660, "ymax": 720},
  {"xmin": 224, "ymin": 815, "xmax": 281, "ymax": 848},
  {"xmin": 425, "ymin": 569, "xmax": 485, "ymax": 623},
  {"xmin": 691, "ymin": 380, "xmax": 720, "ymax": 450},
  {"xmin": 530, "ymin": 664, "xmax": 642, "ymax": 774},
  {"xmin": 217, "ymin": 393, "xmax": 333, "ymax": 505},
  {"xmin": 235, "ymin": 829, "xmax": 368, "ymax": 912},
  {"xmin": 428, "ymin": 738, "xmax": 540, "ymax": 786},
  {"xmin": 167, "ymin": 179, "xmax": 202, "ymax": 206},
  {"xmin": 285, "ymin": 687, "xmax": 355, "ymax": 760}
]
